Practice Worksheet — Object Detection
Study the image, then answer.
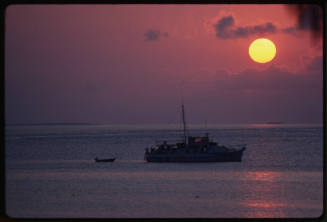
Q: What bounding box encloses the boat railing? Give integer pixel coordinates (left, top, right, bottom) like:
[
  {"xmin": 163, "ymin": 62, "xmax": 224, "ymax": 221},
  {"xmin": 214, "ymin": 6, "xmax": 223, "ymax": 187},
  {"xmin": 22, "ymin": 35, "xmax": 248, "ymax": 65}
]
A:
[
  {"xmin": 226, "ymin": 144, "xmax": 247, "ymax": 149},
  {"xmin": 154, "ymin": 139, "xmax": 183, "ymax": 145}
]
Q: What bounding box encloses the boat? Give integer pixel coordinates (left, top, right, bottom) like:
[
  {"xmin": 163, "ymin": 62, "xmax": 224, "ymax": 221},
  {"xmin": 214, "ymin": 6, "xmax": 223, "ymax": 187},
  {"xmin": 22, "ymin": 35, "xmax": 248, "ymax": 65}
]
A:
[
  {"xmin": 94, "ymin": 157, "xmax": 115, "ymax": 162},
  {"xmin": 144, "ymin": 103, "xmax": 246, "ymax": 162}
]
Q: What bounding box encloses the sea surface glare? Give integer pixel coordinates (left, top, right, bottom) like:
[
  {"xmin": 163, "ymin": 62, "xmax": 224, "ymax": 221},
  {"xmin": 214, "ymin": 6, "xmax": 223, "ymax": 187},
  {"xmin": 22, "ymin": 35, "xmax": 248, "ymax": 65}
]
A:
[{"xmin": 5, "ymin": 124, "xmax": 323, "ymax": 218}]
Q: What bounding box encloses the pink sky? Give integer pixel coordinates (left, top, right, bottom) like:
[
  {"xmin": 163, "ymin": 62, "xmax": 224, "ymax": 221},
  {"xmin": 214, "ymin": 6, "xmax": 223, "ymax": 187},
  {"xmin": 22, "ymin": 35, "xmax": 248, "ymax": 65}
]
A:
[{"xmin": 5, "ymin": 4, "xmax": 323, "ymax": 124}]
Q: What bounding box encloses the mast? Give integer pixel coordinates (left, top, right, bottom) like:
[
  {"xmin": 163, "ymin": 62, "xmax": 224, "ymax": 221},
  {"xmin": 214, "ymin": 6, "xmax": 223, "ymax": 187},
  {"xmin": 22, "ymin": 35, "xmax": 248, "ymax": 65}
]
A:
[{"xmin": 182, "ymin": 102, "xmax": 187, "ymax": 144}]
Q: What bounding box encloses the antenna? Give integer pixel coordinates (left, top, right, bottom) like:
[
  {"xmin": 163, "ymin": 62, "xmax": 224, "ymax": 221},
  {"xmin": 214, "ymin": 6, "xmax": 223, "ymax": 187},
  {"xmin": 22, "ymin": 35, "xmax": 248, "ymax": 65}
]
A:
[{"xmin": 179, "ymin": 81, "xmax": 188, "ymax": 144}]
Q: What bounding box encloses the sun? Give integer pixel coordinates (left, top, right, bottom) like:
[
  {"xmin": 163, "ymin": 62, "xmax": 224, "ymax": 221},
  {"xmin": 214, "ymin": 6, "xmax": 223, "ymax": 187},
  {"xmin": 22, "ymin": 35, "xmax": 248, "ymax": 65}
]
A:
[{"xmin": 249, "ymin": 38, "xmax": 276, "ymax": 63}]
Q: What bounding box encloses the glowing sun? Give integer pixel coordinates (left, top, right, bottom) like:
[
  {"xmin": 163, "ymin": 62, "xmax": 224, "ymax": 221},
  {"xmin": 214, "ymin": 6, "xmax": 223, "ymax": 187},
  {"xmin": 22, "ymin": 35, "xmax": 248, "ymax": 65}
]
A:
[{"xmin": 249, "ymin": 38, "xmax": 276, "ymax": 63}]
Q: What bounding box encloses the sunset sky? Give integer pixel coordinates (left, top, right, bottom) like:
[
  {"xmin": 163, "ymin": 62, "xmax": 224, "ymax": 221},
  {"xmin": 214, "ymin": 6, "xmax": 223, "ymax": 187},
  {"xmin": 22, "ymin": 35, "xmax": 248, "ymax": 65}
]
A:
[{"xmin": 5, "ymin": 4, "xmax": 323, "ymax": 125}]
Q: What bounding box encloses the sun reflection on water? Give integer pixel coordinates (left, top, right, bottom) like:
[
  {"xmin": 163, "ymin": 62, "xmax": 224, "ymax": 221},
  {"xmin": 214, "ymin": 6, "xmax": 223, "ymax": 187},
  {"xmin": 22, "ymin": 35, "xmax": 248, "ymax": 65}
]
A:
[
  {"xmin": 240, "ymin": 171, "xmax": 287, "ymax": 217},
  {"xmin": 242, "ymin": 171, "xmax": 282, "ymax": 182}
]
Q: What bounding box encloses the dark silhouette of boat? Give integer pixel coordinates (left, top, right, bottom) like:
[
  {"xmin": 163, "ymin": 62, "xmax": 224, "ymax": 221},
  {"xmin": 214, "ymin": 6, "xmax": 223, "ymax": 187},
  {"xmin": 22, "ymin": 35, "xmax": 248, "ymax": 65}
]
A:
[
  {"xmin": 94, "ymin": 157, "xmax": 115, "ymax": 162},
  {"xmin": 144, "ymin": 103, "xmax": 246, "ymax": 163}
]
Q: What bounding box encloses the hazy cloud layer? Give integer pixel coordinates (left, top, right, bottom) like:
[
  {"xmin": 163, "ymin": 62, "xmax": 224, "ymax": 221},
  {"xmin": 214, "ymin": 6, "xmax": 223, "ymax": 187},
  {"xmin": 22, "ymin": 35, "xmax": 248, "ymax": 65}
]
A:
[
  {"xmin": 183, "ymin": 55, "xmax": 322, "ymax": 93},
  {"xmin": 213, "ymin": 64, "xmax": 321, "ymax": 92},
  {"xmin": 214, "ymin": 15, "xmax": 277, "ymax": 39},
  {"xmin": 144, "ymin": 29, "xmax": 169, "ymax": 41},
  {"xmin": 186, "ymin": 55, "xmax": 322, "ymax": 91},
  {"xmin": 305, "ymin": 55, "xmax": 323, "ymax": 72},
  {"xmin": 180, "ymin": 55, "xmax": 323, "ymax": 123}
]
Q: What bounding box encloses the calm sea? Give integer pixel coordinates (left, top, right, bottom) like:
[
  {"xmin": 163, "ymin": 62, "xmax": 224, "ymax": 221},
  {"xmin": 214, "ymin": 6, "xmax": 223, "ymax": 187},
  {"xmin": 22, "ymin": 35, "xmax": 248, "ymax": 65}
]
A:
[{"xmin": 5, "ymin": 124, "xmax": 323, "ymax": 218}]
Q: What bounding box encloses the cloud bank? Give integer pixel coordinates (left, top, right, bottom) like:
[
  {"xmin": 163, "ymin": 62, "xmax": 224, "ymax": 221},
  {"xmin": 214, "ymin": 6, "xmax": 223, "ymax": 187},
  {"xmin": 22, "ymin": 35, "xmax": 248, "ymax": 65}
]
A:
[
  {"xmin": 214, "ymin": 15, "xmax": 277, "ymax": 39},
  {"xmin": 286, "ymin": 4, "xmax": 323, "ymax": 41},
  {"xmin": 182, "ymin": 56, "xmax": 322, "ymax": 124},
  {"xmin": 214, "ymin": 11, "xmax": 323, "ymax": 40}
]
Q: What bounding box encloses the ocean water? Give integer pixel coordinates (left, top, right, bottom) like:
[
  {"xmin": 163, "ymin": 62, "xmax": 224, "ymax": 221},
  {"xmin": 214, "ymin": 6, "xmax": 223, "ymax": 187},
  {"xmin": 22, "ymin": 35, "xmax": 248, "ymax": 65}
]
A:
[{"xmin": 5, "ymin": 124, "xmax": 323, "ymax": 218}]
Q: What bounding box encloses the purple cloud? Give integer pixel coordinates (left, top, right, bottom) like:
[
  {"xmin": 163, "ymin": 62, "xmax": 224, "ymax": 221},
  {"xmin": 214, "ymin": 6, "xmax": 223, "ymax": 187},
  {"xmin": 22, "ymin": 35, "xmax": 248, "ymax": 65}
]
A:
[
  {"xmin": 286, "ymin": 5, "xmax": 322, "ymax": 40},
  {"xmin": 214, "ymin": 15, "xmax": 277, "ymax": 39},
  {"xmin": 214, "ymin": 12, "xmax": 322, "ymax": 40}
]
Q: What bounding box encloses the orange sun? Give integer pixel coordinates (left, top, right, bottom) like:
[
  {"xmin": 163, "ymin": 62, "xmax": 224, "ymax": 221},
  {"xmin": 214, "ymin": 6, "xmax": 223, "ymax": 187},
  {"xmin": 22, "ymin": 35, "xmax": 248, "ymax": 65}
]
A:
[{"xmin": 249, "ymin": 38, "xmax": 276, "ymax": 63}]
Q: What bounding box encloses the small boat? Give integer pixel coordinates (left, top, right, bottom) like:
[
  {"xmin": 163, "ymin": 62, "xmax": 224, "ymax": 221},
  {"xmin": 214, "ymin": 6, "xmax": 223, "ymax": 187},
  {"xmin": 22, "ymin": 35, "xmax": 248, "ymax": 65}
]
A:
[
  {"xmin": 94, "ymin": 157, "xmax": 115, "ymax": 162},
  {"xmin": 144, "ymin": 103, "xmax": 246, "ymax": 163}
]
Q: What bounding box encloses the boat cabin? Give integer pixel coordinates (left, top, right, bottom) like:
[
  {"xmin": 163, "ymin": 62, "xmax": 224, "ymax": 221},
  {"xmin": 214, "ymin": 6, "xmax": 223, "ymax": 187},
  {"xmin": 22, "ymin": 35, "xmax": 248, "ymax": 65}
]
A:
[{"xmin": 188, "ymin": 136, "xmax": 209, "ymax": 144}]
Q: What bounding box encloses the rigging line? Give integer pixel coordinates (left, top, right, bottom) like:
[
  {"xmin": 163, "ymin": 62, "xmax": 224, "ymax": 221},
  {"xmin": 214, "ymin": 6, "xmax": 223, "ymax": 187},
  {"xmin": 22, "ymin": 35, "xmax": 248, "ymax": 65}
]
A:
[
  {"xmin": 179, "ymin": 81, "xmax": 186, "ymax": 142},
  {"xmin": 179, "ymin": 79, "xmax": 189, "ymax": 144},
  {"xmin": 182, "ymin": 102, "xmax": 187, "ymax": 144}
]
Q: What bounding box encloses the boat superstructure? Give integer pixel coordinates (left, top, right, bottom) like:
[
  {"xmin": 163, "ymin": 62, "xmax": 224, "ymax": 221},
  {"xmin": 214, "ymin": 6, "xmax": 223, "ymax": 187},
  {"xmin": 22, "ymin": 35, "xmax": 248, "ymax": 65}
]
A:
[{"xmin": 144, "ymin": 103, "xmax": 246, "ymax": 163}]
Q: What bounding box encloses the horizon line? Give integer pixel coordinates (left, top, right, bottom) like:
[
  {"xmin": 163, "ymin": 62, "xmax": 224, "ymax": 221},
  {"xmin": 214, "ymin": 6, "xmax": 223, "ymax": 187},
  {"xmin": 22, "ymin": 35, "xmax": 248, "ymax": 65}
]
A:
[{"xmin": 5, "ymin": 122, "xmax": 323, "ymax": 126}]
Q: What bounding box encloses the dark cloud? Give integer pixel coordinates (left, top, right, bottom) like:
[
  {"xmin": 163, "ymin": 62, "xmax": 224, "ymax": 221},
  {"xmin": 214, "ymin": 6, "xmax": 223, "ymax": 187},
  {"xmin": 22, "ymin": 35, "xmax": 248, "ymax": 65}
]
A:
[
  {"xmin": 144, "ymin": 29, "xmax": 168, "ymax": 41},
  {"xmin": 214, "ymin": 16, "xmax": 277, "ymax": 39},
  {"xmin": 281, "ymin": 26, "xmax": 298, "ymax": 36},
  {"xmin": 284, "ymin": 5, "xmax": 323, "ymax": 44},
  {"xmin": 214, "ymin": 16, "xmax": 235, "ymax": 39},
  {"xmin": 286, "ymin": 5, "xmax": 322, "ymax": 40},
  {"xmin": 215, "ymin": 9, "xmax": 322, "ymax": 40},
  {"xmin": 281, "ymin": 5, "xmax": 323, "ymax": 40}
]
